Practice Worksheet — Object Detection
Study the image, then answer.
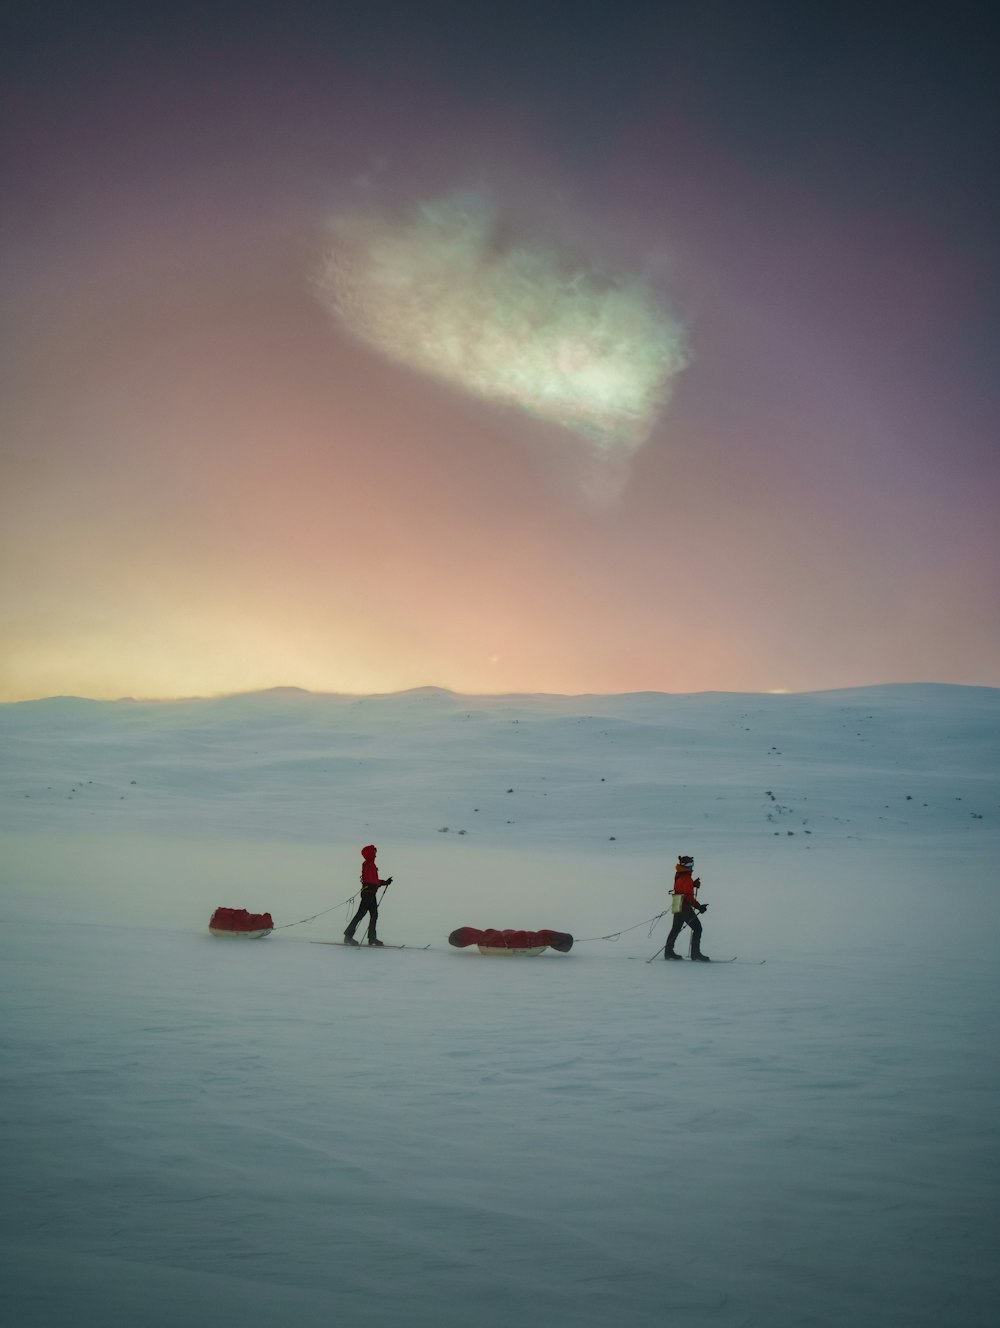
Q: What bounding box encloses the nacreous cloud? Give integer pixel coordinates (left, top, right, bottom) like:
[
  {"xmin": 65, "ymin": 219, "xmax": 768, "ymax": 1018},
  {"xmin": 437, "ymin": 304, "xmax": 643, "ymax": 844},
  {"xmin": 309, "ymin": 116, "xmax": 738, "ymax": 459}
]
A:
[{"xmin": 318, "ymin": 189, "xmax": 689, "ymax": 455}]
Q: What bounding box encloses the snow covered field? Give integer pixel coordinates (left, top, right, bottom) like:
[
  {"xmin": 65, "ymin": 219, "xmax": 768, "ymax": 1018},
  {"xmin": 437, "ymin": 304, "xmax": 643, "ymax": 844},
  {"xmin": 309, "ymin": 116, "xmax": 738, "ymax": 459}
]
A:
[{"xmin": 1, "ymin": 685, "xmax": 998, "ymax": 1326}]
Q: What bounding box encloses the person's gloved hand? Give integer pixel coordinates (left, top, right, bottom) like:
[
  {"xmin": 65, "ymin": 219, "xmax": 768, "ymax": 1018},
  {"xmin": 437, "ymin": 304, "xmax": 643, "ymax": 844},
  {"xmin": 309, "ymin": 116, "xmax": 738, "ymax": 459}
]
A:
[
  {"xmin": 384, "ymin": 876, "xmax": 394, "ymax": 886},
  {"xmin": 698, "ymin": 903, "xmax": 708, "ymax": 913}
]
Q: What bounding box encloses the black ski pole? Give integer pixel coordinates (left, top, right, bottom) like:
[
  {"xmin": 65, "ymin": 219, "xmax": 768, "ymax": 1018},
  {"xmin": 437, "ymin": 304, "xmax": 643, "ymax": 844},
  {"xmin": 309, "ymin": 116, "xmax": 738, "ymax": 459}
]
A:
[{"xmin": 377, "ymin": 878, "xmax": 393, "ymax": 933}]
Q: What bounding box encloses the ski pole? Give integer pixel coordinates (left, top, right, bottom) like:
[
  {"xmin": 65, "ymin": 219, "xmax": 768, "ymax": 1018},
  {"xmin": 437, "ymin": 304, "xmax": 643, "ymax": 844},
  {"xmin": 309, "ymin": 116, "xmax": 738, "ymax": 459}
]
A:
[{"xmin": 377, "ymin": 878, "xmax": 393, "ymax": 928}]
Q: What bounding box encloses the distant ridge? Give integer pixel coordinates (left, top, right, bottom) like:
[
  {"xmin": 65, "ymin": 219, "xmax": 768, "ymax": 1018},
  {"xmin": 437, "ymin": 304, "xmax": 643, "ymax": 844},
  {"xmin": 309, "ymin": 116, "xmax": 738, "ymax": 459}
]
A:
[
  {"xmin": 4, "ymin": 680, "xmax": 997, "ymax": 707},
  {"xmin": 3, "ymin": 680, "xmax": 997, "ymax": 850}
]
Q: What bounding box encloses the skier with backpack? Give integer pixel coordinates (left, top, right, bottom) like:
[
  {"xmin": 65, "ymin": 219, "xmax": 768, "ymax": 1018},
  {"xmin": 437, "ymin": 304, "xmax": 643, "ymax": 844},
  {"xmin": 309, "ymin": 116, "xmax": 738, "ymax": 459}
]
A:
[{"xmin": 664, "ymin": 854, "xmax": 710, "ymax": 962}]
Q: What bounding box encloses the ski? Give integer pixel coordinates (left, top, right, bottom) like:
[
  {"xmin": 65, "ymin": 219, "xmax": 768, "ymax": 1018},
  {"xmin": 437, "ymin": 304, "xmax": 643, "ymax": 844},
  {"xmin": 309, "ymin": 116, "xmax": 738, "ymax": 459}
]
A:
[
  {"xmin": 644, "ymin": 952, "xmax": 739, "ymax": 964},
  {"xmin": 680, "ymin": 956, "xmax": 737, "ymax": 963},
  {"xmin": 311, "ymin": 941, "xmax": 430, "ymax": 950},
  {"xmin": 675, "ymin": 956, "xmax": 766, "ymax": 965}
]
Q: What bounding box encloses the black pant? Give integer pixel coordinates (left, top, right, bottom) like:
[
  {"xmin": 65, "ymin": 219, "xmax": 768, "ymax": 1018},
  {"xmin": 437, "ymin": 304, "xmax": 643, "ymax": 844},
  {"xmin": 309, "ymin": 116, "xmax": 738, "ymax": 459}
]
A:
[
  {"xmin": 665, "ymin": 902, "xmax": 703, "ymax": 955},
  {"xmin": 346, "ymin": 893, "xmax": 378, "ymax": 941}
]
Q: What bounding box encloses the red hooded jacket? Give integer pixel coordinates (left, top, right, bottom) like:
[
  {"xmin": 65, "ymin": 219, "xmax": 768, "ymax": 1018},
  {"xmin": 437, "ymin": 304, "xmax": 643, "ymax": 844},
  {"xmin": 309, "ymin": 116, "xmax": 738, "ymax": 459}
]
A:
[
  {"xmin": 673, "ymin": 864, "xmax": 702, "ymax": 903},
  {"xmin": 360, "ymin": 844, "xmax": 387, "ymax": 893}
]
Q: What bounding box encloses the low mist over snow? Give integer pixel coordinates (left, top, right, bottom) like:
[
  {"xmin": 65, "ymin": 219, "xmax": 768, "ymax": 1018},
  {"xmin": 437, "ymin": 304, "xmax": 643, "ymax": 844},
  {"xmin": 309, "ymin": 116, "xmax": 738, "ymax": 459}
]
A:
[{"xmin": 1, "ymin": 685, "xmax": 998, "ymax": 1326}]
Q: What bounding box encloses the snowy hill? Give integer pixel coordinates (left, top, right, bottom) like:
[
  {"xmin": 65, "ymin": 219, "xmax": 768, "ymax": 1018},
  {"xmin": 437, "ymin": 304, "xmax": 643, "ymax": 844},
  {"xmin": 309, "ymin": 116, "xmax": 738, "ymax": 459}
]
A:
[
  {"xmin": 1, "ymin": 686, "xmax": 998, "ymax": 1326},
  {"xmin": 1, "ymin": 683, "xmax": 996, "ymax": 944},
  {"xmin": 3, "ymin": 682, "xmax": 996, "ymax": 844}
]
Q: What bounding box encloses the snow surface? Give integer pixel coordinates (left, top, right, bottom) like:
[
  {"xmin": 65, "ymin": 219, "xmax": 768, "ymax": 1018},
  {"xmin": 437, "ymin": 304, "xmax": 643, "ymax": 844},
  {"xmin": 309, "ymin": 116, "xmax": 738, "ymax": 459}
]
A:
[{"xmin": 1, "ymin": 684, "xmax": 998, "ymax": 1327}]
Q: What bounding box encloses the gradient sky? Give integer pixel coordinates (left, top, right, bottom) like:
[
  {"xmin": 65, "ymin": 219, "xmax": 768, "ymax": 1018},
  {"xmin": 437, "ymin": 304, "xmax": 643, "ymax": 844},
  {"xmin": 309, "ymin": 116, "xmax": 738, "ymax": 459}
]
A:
[{"xmin": 3, "ymin": 2, "xmax": 998, "ymax": 699}]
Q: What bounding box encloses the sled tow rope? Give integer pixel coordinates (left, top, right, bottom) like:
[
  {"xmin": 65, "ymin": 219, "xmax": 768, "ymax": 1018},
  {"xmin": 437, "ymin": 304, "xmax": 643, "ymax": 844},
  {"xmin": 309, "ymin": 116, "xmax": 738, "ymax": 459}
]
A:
[{"xmin": 575, "ymin": 911, "xmax": 668, "ymax": 943}]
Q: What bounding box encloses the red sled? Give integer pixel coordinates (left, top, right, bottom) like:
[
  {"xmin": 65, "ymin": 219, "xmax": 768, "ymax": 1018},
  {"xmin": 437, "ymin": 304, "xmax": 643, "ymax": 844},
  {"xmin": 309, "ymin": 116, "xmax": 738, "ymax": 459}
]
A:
[
  {"xmin": 448, "ymin": 926, "xmax": 573, "ymax": 955},
  {"xmin": 209, "ymin": 906, "xmax": 274, "ymax": 939}
]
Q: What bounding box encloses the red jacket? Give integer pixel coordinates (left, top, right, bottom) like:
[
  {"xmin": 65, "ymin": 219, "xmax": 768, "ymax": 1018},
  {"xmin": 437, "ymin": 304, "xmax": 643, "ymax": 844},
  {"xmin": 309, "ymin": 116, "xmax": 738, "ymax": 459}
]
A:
[
  {"xmin": 673, "ymin": 865, "xmax": 702, "ymax": 903},
  {"xmin": 360, "ymin": 844, "xmax": 387, "ymax": 893}
]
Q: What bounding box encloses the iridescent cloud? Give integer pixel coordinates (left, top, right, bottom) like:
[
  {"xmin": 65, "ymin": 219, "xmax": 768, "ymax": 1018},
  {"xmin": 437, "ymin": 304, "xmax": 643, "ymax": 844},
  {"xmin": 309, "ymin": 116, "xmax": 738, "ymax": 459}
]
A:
[{"xmin": 318, "ymin": 189, "xmax": 689, "ymax": 454}]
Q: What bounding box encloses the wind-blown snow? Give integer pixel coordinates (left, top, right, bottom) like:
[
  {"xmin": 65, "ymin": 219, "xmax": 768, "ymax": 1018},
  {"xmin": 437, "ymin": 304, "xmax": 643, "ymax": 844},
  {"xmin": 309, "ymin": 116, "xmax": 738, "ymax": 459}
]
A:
[{"xmin": 1, "ymin": 684, "xmax": 998, "ymax": 1326}]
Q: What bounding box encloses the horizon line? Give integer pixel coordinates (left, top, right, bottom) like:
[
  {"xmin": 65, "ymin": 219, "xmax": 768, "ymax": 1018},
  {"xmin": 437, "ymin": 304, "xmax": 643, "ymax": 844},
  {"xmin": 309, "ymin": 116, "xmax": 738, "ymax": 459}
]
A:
[{"xmin": 3, "ymin": 680, "xmax": 995, "ymax": 706}]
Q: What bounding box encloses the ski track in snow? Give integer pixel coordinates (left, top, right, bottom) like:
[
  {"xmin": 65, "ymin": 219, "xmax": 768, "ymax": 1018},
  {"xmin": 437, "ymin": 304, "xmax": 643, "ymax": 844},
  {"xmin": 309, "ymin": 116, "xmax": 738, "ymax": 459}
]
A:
[{"xmin": 1, "ymin": 684, "xmax": 998, "ymax": 1327}]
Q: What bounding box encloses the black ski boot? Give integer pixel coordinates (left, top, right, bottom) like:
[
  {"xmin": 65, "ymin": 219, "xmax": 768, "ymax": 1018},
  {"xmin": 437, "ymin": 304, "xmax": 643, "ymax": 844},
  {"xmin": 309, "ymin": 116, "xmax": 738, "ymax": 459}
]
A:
[
  {"xmin": 343, "ymin": 933, "xmax": 359, "ymax": 947},
  {"xmin": 664, "ymin": 949, "xmax": 683, "ymax": 960},
  {"xmin": 367, "ymin": 938, "xmax": 384, "ymax": 947},
  {"xmin": 690, "ymin": 952, "xmax": 711, "ymax": 962}
]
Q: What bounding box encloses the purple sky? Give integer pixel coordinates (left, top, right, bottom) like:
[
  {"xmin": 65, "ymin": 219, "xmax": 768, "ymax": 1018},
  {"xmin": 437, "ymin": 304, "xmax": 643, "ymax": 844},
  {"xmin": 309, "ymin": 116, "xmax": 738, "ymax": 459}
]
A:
[{"xmin": 2, "ymin": 2, "xmax": 997, "ymax": 698}]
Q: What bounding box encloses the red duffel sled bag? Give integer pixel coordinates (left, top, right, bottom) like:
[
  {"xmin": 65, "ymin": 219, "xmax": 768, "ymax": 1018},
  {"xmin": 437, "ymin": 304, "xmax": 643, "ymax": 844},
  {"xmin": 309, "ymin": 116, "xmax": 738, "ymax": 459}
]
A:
[
  {"xmin": 448, "ymin": 926, "xmax": 573, "ymax": 954},
  {"xmin": 208, "ymin": 907, "xmax": 274, "ymax": 938}
]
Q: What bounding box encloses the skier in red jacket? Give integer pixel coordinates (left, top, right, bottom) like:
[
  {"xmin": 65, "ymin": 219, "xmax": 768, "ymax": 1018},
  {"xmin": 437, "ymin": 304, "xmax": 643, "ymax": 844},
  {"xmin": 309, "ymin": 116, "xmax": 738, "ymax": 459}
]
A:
[
  {"xmin": 344, "ymin": 845, "xmax": 393, "ymax": 946},
  {"xmin": 664, "ymin": 854, "xmax": 710, "ymax": 961}
]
